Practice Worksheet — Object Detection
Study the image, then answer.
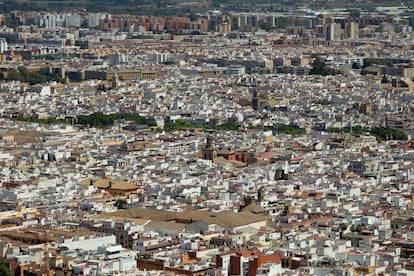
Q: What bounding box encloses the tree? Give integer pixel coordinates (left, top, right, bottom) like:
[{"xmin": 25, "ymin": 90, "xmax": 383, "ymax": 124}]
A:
[
  {"xmin": 6, "ymin": 66, "xmax": 64, "ymax": 84},
  {"xmin": 114, "ymin": 199, "xmax": 127, "ymax": 209},
  {"xmin": 0, "ymin": 258, "xmax": 11, "ymax": 276},
  {"xmin": 309, "ymin": 57, "xmax": 338, "ymax": 76},
  {"xmin": 7, "ymin": 69, "xmax": 25, "ymax": 82},
  {"xmin": 274, "ymin": 17, "xmax": 288, "ymax": 29},
  {"xmin": 17, "ymin": 66, "xmax": 29, "ymax": 80},
  {"xmin": 339, "ymin": 223, "xmax": 348, "ymax": 239},
  {"xmin": 350, "ymin": 224, "xmax": 362, "ymax": 233},
  {"xmin": 275, "ymin": 124, "xmax": 306, "ymax": 135},
  {"xmin": 80, "ymin": 19, "xmax": 88, "ymax": 28},
  {"xmin": 277, "ymin": 66, "xmax": 289, "ymax": 74},
  {"xmin": 281, "ymin": 204, "xmax": 289, "ymax": 216},
  {"xmin": 370, "ymin": 127, "xmax": 408, "ymax": 141}
]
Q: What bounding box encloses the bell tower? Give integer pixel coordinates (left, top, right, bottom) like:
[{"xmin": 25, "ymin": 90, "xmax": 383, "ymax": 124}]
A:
[{"xmin": 202, "ymin": 135, "xmax": 217, "ymax": 161}]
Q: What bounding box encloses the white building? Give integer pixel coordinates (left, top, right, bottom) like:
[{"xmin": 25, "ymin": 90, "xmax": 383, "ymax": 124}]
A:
[
  {"xmin": 87, "ymin": 13, "xmax": 111, "ymax": 28},
  {"xmin": 35, "ymin": 14, "xmax": 58, "ymax": 29},
  {"xmin": 152, "ymin": 52, "xmax": 169, "ymax": 63},
  {"xmin": 61, "ymin": 235, "xmax": 116, "ymax": 251},
  {"xmin": 64, "ymin": 14, "xmax": 81, "ymax": 28},
  {"xmin": 108, "ymin": 53, "xmax": 129, "ymax": 66},
  {"xmin": 256, "ymin": 262, "xmax": 282, "ymax": 276},
  {"xmin": 0, "ymin": 39, "xmax": 8, "ymax": 53}
]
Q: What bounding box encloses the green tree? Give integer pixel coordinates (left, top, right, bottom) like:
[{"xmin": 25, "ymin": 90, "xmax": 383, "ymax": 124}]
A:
[
  {"xmin": 277, "ymin": 66, "xmax": 289, "ymax": 74},
  {"xmin": 6, "ymin": 66, "xmax": 64, "ymax": 84},
  {"xmin": 80, "ymin": 19, "xmax": 88, "ymax": 28},
  {"xmin": 17, "ymin": 66, "xmax": 29, "ymax": 80},
  {"xmin": 7, "ymin": 69, "xmax": 25, "ymax": 82},
  {"xmin": 350, "ymin": 224, "xmax": 362, "ymax": 233},
  {"xmin": 309, "ymin": 57, "xmax": 338, "ymax": 76},
  {"xmin": 370, "ymin": 127, "xmax": 408, "ymax": 141},
  {"xmin": 274, "ymin": 17, "xmax": 288, "ymax": 29},
  {"xmin": 114, "ymin": 199, "xmax": 127, "ymax": 209},
  {"xmin": 281, "ymin": 204, "xmax": 289, "ymax": 216},
  {"xmin": 275, "ymin": 124, "xmax": 306, "ymax": 135},
  {"xmin": 0, "ymin": 258, "xmax": 11, "ymax": 276},
  {"xmin": 339, "ymin": 223, "xmax": 348, "ymax": 239},
  {"xmin": 214, "ymin": 123, "xmax": 240, "ymax": 131}
]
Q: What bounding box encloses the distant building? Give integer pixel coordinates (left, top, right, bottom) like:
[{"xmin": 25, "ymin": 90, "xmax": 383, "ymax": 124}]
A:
[
  {"xmin": 87, "ymin": 13, "xmax": 111, "ymax": 28},
  {"xmin": 345, "ymin": 22, "xmax": 359, "ymax": 39},
  {"xmin": 348, "ymin": 158, "xmax": 380, "ymax": 176},
  {"xmin": 84, "ymin": 69, "xmax": 161, "ymax": 81},
  {"xmin": 226, "ymin": 66, "xmax": 245, "ymax": 75},
  {"xmin": 151, "ymin": 52, "xmax": 169, "ymax": 64},
  {"xmin": 64, "ymin": 14, "xmax": 81, "ymax": 28},
  {"xmin": 75, "ymin": 39, "xmax": 93, "ymax": 50},
  {"xmin": 286, "ymin": 26, "xmax": 306, "ymax": 36},
  {"xmin": 325, "ymin": 23, "xmax": 341, "ymax": 41},
  {"xmin": 381, "ymin": 65, "xmax": 414, "ymax": 78},
  {"xmin": 216, "ymin": 250, "xmax": 281, "ymax": 276},
  {"xmin": 35, "ymin": 14, "xmax": 58, "ymax": 29},
  {"xmin": 0, "ymin": 38, "xmax": 7, "ymax": 54},
  {"xmin": 202, "ymin": 135, "xmax": 217, "ymax": 161},
  {"xmin": 108, "ymin": 53, "xmax": 129, "ymax": 66}
]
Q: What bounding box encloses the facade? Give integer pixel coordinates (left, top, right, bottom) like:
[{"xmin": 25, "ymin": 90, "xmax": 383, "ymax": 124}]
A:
[
  {"xmin": 325, "ymin": 23, "xmax": 341, "ymax": 41},
  {"xmin": 345, "ymin": 22, "xmax": 359, "ymax": 39},
  {"xmin": 0, "ymin": 39, "xmax": 7, "ymax": 54},
  {"xmin": 202, "ymin": 135, "xmax": 217, "ymax": 161}
]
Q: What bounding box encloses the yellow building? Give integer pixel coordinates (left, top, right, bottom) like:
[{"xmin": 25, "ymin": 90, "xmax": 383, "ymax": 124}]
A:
[{"xmin": 84, "ymin": 69, "xmax": 161, "ymax": 81}]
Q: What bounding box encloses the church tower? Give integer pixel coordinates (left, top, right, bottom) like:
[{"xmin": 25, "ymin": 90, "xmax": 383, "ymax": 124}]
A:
[
  {"xmin": 202, "ymin": 135, "xmax": 217, "ymax": 161},
  {"xmin": 251, "ymin": 88, "xmax": 259, "ymax": 110}
]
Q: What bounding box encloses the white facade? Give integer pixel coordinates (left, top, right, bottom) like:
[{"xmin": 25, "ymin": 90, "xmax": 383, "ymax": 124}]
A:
[
  {"xmin": 87, "ymin": 13, "xmax": 111, "ymax": 28},
  {"xmin": 152, "ymin": 52, "xmax": 169, "ymax": 63},
  {"xmin": 0, "ymin": 39, "xmax": 7, "ymax": 53},
  {"xmin": 61, "ymin": 235, "xmax": 116, "ymax": 251},
  {"xmin": 64, "ymin": 14, "xmax": 81, "ymax": 28},
  {"xmin": 108, "ymin": 53, "xmax": 129, "ymax": 66},
  {"xmin": 256, "ymin": 263, "xmax": 282, "ymax": 276}
]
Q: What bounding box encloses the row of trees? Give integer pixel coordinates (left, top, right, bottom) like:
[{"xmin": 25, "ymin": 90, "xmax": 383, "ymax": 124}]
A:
[
  {"xmin": 5, "ymin": 66, "xmax": 64, "ymax": 85},
  {"xmin": 275, "ymin": 124, "xmax": 306, "ymax": 135},
  {"xmin": 326, "ymin": 125, "xmax": 369, "ymax": 136},
  {"xmin": 17, "ymin": 114, "xmax": 309, "ymax": 136},
  {"xmin": 370, "ymin": 127, "xmax": 408, "ymax": 141},
  {"xmin": 309, "ymin": 57, "xmax": 340, "ymax": 76},
  {"xmin": 276, "ymin": 57, "xmax": 339, "ymax": 76},
  {"xmin": 76, "ymin": 112, "xmax": 157, "ymax": 128},
  {"xmin": 163, "ymin": 119, "xmax": 241, "ymax": 132},
  {"xmin": 15, "ymin": 113, "xmax": 408, "ymax": 142},
  {"xmin": 326, "ymin": 125, "xmax": 408, "ymax": 142},
  {"xmin": 16, "ymin": 112, "xmax": 157, "ymax": 128}
]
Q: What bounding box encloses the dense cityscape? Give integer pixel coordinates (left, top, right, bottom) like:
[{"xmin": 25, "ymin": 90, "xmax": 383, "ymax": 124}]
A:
[{"xmin": 0, "ymin": 2, "xmax": 414, "ymax": 276}]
